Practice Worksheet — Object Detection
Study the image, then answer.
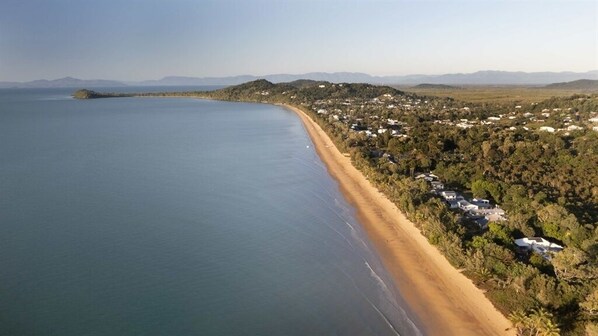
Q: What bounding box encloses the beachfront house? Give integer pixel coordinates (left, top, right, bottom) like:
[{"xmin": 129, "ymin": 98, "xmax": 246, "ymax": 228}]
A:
[{"xmin": 515, "ymin": 237, "xmax": 563, "ymax": 260}]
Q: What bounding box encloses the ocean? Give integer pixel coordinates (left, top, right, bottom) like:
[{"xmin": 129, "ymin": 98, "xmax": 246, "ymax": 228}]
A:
[{"xmin": 0, "ymin": 87, "xmax": 422, "ymax": 335}]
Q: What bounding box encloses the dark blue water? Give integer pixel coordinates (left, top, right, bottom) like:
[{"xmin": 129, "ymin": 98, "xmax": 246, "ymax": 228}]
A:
[{"xmin": 0, "ymin": 88, "xmax": 422, "ymax": 336}]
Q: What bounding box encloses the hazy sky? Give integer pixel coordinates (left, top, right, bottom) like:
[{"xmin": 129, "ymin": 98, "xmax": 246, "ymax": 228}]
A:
[{"xmin": 0, "ymin": 0, "xmax": 596, "ymax": 81}]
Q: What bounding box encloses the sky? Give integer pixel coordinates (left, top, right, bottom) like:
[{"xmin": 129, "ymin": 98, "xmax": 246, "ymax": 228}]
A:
[{"xmin": 0, "ymin": 0, "xmax": 596, "ymax": 81}]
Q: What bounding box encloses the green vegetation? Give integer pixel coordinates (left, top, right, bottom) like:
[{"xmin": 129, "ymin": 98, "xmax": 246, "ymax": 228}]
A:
[
  {"xmin": 412, "ymin": 83, "xmax": 462, "ymax": 90},
  {"xmin": 545, "ymin": 80, "xmax": 598, "ymax": 91},
  {"xmin": 78, "ymin": 81, "xmax": 598, "ymax": 335},
  {"xmin": 401, "ymin": 85, "xmax": 595, "ymax": 104},
  {"xmin": 72, "ymin": 89, "xmax": 131, "ymax": 99}
]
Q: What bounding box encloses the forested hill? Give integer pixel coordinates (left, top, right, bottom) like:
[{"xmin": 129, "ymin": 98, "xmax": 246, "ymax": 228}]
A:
[
  {"xmin": 206, "ymin": 79, "xmax": 419, "ymax": 102},
  {"xmin": 544, "ymin": 79, "xmax": 598, "ymax": 91},
  {"xmin": 77, "ymin": 80, "xmax": 598, "ymax": 335}
]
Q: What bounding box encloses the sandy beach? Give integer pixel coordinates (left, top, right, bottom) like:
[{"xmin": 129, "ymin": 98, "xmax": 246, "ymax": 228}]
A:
[{"xmin": 283, "ymin": 104, "xmax": 514, "ymax": 336}]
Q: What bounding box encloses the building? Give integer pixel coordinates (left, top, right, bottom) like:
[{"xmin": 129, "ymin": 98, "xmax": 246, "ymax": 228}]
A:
[
  {"xmin": 415, "ymin": 173, "xmax": 439, "ymax": 182},
  {"xmin": 514, "ymin": 237, "xmax": 563, "ymax": 260},
  {"xmin": 458, "ymin": 200, "xmax": 478, "ymax": 212},
  {"xmin": 440, "ymin": 191, "xmax": 458, "ymax": 200},
  {"xmin": 430, "ymin": 181, "xmax": 444, "ymax": 191},
  {"xmin": 471, "ymin": 198, "xmax": 492, "ymax": 209}
]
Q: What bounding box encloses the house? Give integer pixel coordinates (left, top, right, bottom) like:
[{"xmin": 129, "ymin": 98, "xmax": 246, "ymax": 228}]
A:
[
  {"xmin": 440, "ymin": 191, "xmax": 458, "ymax": 200},
  {"xmin": 471, "ymin": 198, "xmax": 492, "ymax": 209},
  {"xmin": 539, "ymin": 126, "xmax": 555, "ymax": 133},
  {"xmin": 515, "ymin": 237, "xmax": 563, "ymax": 260},
  {"xmin": 567, "ymin": 125, "xmax": 583, "ymax": 131},
  {"xmin": 415, "ymin": 173, "xmax": 439, "ymax": 182},
  {"xmin": 457, "ymin": 122, "xmax": 473, "ymax": 129},
  {"xmin": 458, "ymin": 200, "xmax": 478, "ymax": 212},
  {"xmin": 472, "ymin": 206, "xmax": 506, "ymax": 216},
  {"xmin": 430, "ymin": 181, "xmax": 444, "ymax": 190},
  {"xmin": 472, "ymin": 215, "xmax": 489, "ymax": 229},
  {"xmin": 447, "ymin": 200, "xmax": 460, "ymax": 209}
]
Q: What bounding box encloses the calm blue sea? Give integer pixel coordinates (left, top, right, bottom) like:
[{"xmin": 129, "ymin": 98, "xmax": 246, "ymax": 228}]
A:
[{"xmin": 0, "ymin": 88, "xmax": 422, "ymax": 336}]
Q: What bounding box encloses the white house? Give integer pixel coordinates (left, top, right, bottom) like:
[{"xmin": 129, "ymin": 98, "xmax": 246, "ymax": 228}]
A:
[
  {"xmin": 539, "ymin": 126, "xmax": 555, "ymax": 133},
  {"xmin": 515, "ymin": 237, "xmax": 563, "ymax": 260},
  {"xmin": 430, "ymin": 181, "xmax": 444, "ymax": 191},
  {"xmin": 440, "ymin": 191, "xmax": 458, "ymax": 200},
  {"xmin": 415, "ymin": 173, "xmax": 439, "ymax": 182},
  {"xmin": 567, "ymin": 125, "xmax": 583, "ymax": 131}
]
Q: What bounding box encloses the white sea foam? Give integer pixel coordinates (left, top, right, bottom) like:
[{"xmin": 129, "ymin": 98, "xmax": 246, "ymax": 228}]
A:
[
  {"xmin": 364, "ymin": 261, "xmax": 424, "ymax": 336},
  {"xmin": 365, "ymin": 261, "xmax": 392, "ymax": 296}
]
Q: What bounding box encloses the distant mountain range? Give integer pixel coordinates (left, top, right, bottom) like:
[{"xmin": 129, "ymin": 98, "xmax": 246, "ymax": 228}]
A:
[
  {"xmin": 129, "ymin": 70, "xmax": 598, "ymax": 86},
  {"xmin": 2, "ymin": 70, "xmax": 597, "ymax": 88},
  {"xmin": 0, "ymin": 76, "xmax": 126, "ymax": 89}
]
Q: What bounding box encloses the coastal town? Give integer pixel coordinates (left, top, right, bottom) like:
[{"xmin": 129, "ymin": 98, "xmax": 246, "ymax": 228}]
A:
[
  {"xmin": 218, "ymin": 80, "xmax": 598, "ymax": 335},
  {"xmin": 288, "ymin": 83, "xmax": 596, "ymax": 265}
]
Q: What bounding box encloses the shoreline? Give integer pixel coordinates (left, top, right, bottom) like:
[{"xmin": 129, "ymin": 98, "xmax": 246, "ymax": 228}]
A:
[{"xmin": 281, "ymin": 103, "xmax": 514, "ymax": 335}]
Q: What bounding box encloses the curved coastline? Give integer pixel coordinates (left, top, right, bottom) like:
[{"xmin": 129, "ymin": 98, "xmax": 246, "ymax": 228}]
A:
[
  {"xmin": 280, "ymin": 103, "xmax": 514, "ymax": 336},
  {"xmin": 73, "ymin": 91, "xmax": 514, "ymax": 334}
]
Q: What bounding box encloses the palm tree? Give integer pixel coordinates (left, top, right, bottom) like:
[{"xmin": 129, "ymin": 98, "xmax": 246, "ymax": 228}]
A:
[
  {"xmin": 529, "ymin": 308, "xmax": 560, "ymax": 336},
  {"xmin": 509, "ymin": 308, "xmax": 561, "ymax": 336},
  {"xmin": 509, "ymin": 310, "xmax": 531, "ymax": 336}
]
